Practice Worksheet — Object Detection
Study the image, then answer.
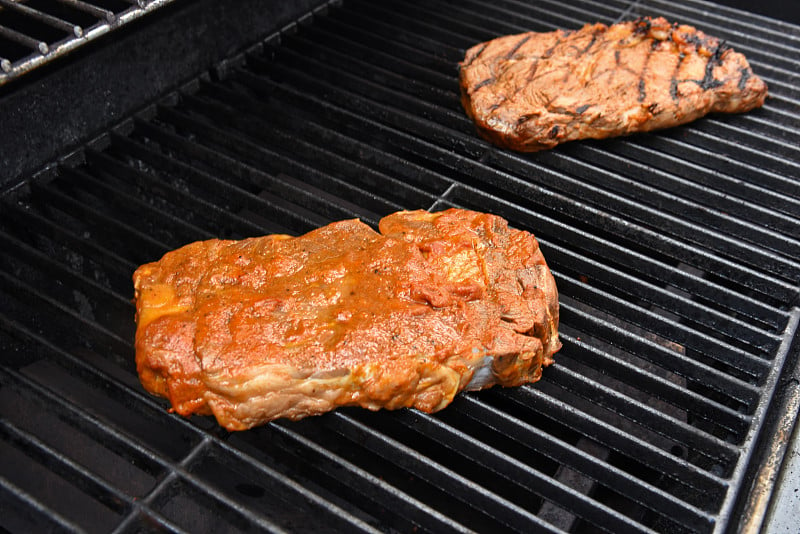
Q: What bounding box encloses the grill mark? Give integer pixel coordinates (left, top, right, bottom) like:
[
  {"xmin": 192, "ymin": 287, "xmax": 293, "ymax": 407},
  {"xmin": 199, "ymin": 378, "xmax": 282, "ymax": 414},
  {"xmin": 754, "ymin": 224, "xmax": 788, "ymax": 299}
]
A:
[
  {"xmin": 673, "ymin": 37, "xmax": 730, "ymax": 93},
  {"xmin": 701, "ymin": 46, "xmax": 718, "ymax": 87},
  {"xmin": 505, "ymin": 34, "xmax": 532, "ymax": 59},
  {"xmin": 463, "ymin": 43, "xmax": 488, "ymax": 68},
  {"xmin": 637, "ymin": 42, "xmax": 655, "ymax": 103},
  {"xmin": 576, "ymin": 104, "xmax": 591, "ymax": 114},
  {"xmin": 699, "ymin": 42, "xmax": 726, "ymax": 90},
  {"xmin": 670, "ymin": 52, "xmax": 686, "ymax": 101},
  {"xmin": 473, "ymin": 77, "xmax": 495, "ymax": 91},
  {"xmin": 543, "ymin": 34, "xmax": 563, "ymax": 59},
  {"xmin": 525, "ymin": 34, "xmax": 564, "ymax": 85},
  {"xmin": 579, "ymin": 32, "xmax": 599, "ymax": 56},
  {"xmin": 526, "ymin": 58, "xmax": 541, "ymax": 84},
  {"xmin": 738, "ymin": 66, "xmax": 752, "ymax": 90}
]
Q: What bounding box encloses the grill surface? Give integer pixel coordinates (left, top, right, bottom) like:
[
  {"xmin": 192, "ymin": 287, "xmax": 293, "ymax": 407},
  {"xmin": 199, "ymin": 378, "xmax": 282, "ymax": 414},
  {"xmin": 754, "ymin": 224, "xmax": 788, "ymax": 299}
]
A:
[{"xmin": 2, "ymin": 0, "xmax": 800, "ymax": 532}]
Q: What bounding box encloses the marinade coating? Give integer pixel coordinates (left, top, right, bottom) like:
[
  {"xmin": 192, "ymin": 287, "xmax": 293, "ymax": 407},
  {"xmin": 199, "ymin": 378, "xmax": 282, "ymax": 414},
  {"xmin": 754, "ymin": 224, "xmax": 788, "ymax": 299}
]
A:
[{"xmin": 133, "ymin": 209, "xmax": 560, "ymax": 430}]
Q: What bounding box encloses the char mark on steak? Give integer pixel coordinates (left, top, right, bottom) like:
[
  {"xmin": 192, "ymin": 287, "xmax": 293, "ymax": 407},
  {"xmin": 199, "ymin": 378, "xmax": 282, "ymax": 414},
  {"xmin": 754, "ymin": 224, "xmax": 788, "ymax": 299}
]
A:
[{"xmin": 459, "ymin": 17, "xmax": 768, "ymax": 152}]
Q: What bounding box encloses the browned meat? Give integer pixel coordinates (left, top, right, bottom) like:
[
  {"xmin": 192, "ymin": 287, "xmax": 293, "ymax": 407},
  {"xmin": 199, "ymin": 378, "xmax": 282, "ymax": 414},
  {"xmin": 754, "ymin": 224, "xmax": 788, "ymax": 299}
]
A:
[
  {"xmin": 133, "ymin": 209, "xmax": 561, "ymax": 431},
  {"xmin": 459, "ymin": 17, "xmax": 768, "ymax": 152}
]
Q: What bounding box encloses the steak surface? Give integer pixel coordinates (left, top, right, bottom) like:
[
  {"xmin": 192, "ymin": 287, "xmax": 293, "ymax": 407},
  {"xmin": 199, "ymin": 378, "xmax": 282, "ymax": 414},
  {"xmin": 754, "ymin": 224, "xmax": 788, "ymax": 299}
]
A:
[
  {"xmin": 133, "ymin": 209, "xmax": 561, "ymax": 430},
  {"xmin": 459, "ymin": 17, "xmax": 768, "ymax": 152}
]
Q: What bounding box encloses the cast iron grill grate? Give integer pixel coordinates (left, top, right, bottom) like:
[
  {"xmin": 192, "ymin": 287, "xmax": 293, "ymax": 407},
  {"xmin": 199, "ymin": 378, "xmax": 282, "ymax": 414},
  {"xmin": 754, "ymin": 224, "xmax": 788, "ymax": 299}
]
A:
[{"xmin": 2, "ymin": 0, "xmax": 800, "ymax": 532}]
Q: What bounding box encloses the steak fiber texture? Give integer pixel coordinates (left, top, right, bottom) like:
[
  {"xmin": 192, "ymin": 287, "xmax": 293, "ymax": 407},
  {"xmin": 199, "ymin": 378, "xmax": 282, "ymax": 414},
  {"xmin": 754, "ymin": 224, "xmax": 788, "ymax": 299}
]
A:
[
  {"xmin": 459, "ymin": 17, "xmax": 768, "ymax": 152},
  {"xmin": 133, "ymin": 209, "xmax": 561, "ymax": 431}
]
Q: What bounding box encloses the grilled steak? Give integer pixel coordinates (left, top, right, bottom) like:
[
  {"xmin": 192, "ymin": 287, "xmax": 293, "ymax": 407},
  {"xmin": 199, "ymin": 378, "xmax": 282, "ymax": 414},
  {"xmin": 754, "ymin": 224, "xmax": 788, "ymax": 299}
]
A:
[
  {"xmin": 459, "ymin": 17, "xmax": 768, "ymax": 152},
  {"xmin": 133, "ymin": 209, "xmax": 561, "ymax": 430}
]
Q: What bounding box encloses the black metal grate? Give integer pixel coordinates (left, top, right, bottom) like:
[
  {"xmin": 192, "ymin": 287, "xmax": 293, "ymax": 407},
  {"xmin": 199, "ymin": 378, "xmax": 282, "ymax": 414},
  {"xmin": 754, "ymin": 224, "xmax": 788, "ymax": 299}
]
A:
[{"xmin": 2, "ymin": 0, "xmax": 800, "ymax": 532}]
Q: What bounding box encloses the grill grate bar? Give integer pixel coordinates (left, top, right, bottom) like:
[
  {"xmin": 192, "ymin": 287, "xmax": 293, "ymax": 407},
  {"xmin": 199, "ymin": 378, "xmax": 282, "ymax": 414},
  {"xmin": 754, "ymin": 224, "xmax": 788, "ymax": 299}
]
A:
[
  {"xmin": 713, "ymin": 113, "xmax": 800, "ymax": 152},
  {"xmin": 0, "ymin": 474, "xmax": 83, "ymax": 533},
  {"xmin": 661, "ymin": 128, "xmax": 800, "ymax": 186},
  {"xmin": 267, "ymin": 420, "xmax": 477, "ymax": 534},
  {"xmin": 0, "ymin": 0, "xmax": 82, "ymax": 37},
  {"xmin": 199, "ymin": 77, "xmax": 453, "ymax": 197},
  {"xmin": 195, "ymin": 77, "xmax": 451, "ymax": 197},
  {"xmin": 0, "ymin": 327, "xmax": 384, "ymax": 533},
  {"xmin": 445, "ymin": 178, "xmax": 797, "ymax": 303},
  {"xmin": 0, "ymin": 227, "xmax": 131, "ymax": 310},
  {"xmin": 229, "ymin": 68, "xmax": 787, "ymax": 325},
  {"xmin": 326, "ymin": 411, "xmax": 619, "ymax": 533},
  {"xmin": 555, "ymin": 145, "xmax": 800, "ymax": 239},
  {"xmin": 129, "ymin": 119, "xmax": 335, "ymax": 235},
  {"xmin": 363, "ymin": 0, "xmax": 619, "ymax": 34},
  {"xmin": 441, "ymin": 396, "xmax": 720, "ymax": 529},
  {"xmin": 152, "ymin": 104, "xmax": 388, "ymax": 227},
  {"xmin": 325, "ymin": 6, "xmax": 464, "ymax": 63},
  {"xmin": 338, "ymin": 0, "xmax": 486, "ymax": 50},
  {"xmin": 547, "ymin": 240, "xmax": 783, "ymax": 351},
  {"xmin": 664, "ymin": 0, "xmax": 800, "ymax": 38},
  {"xmin": 0, "ymin": 365, "xmax": 166, "ymax": 484},
  {"xmin": 312, "ymin": 15, "xmax": 457, "ymax": 74},
  {"xmin": 0, "ymin": 418, "xmax": 133, "ymax": 516},
  {"xmin": 30, "ymin": 177, "xmax": 175, "ymax": 261},
  {"xmin": 627, "ymin": 135, "xmax": 800, "ymax": 205},
  {"xmin": 606, "ymin": 142, "xmax": 800, "ymax": 221},
  {"xmin": 555, "ymin": 273, "xmax": 769, "ymax": 372},
  {"xmin": 699, "ymin": 115, "xmax": 800, "ymax": 155},
  {"xmin": 1, "ymin": 199, "xmax": 139, "ymax": 273},
  {"xmin": 0, "ymin": 269, "xmax": 129, "ymax": 358},
  {"xmin": 177, "ymin": 89, "xmax": 436, "ymax": 213},
  {"xmin": 86, "ymin": 147, "xmax": 269, "ymax": 240},
  {"xmin": 106, "ymin": 130, "xmax": 343, "ymax": 237},
  {"xmin": 287, "ymin": 30, "xmax": 456, "ymax": 103},
  {"xmin": 557, "ymin": 334, "xmax": 752, "ymax": 436},
  {"xmin": 54, "ymin": 0, "xmax": 116, "ymax": 24},
  {"xmin": 497, "ymin": 386, "xmax": 732, "ymax": 494},
  {"xmin": 0, "ymin": 367, "xmax": 187, "ymax": 534},
  {"xmin": 486, "ymin": 149, "xmax": 800, "ymax": 283},
  {"xmin": 59, "ymin": 164, "xmax": 216, "ymax": 250},
  {"xmin": 132, "ymin": 437, "xmax": 292, "ymax": 534},
  {"xmin": 0, "ymin": 0, "xmax": 179, "ymax": 85},
  {"xmin": 559, "ymin": 303, "xmax": 762, "ymax": 405},
  {"xmin": 0, "ymin": 23, "xmax": 48, "ymax": 54},
  {"xmin": 246, "ymin": 47, "xmax": 800, "ymax": 300},
  {"xmin": 398, "ymin": 0, "xmax": 611, "ymax": 35},
  {"xmin": 546, "ymin": 364, "xmax": 740, "ymax": 463},
  {"xmin": 130, "ymin": 120, "xmax": 334, "ymax": 237}
]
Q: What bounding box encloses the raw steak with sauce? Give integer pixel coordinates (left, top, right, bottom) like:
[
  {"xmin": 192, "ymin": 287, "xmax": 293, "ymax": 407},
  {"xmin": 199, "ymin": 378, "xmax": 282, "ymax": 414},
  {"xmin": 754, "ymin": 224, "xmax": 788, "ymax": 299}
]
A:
[
  {"xmin": 459, "ymin": 17, "xmax": 768, "ymax": 152},
  {"xmin": 133, "ymin": 209, "xmax": 561, "ymax": 431}
]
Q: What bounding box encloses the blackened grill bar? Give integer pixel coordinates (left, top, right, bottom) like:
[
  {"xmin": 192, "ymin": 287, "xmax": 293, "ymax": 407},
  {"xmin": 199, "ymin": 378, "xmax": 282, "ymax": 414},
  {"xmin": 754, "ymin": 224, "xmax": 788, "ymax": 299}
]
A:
[{"xmin": 2, "ymin": 0, "xmax": 800, "ymax": 532}]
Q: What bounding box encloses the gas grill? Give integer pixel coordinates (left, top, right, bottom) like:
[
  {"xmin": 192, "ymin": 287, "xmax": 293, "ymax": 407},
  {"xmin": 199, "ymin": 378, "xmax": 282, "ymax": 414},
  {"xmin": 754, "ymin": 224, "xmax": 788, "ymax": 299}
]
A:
[{"xmin": 1, "ymin": 0, "xmax": 799, "ymax": 532}]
